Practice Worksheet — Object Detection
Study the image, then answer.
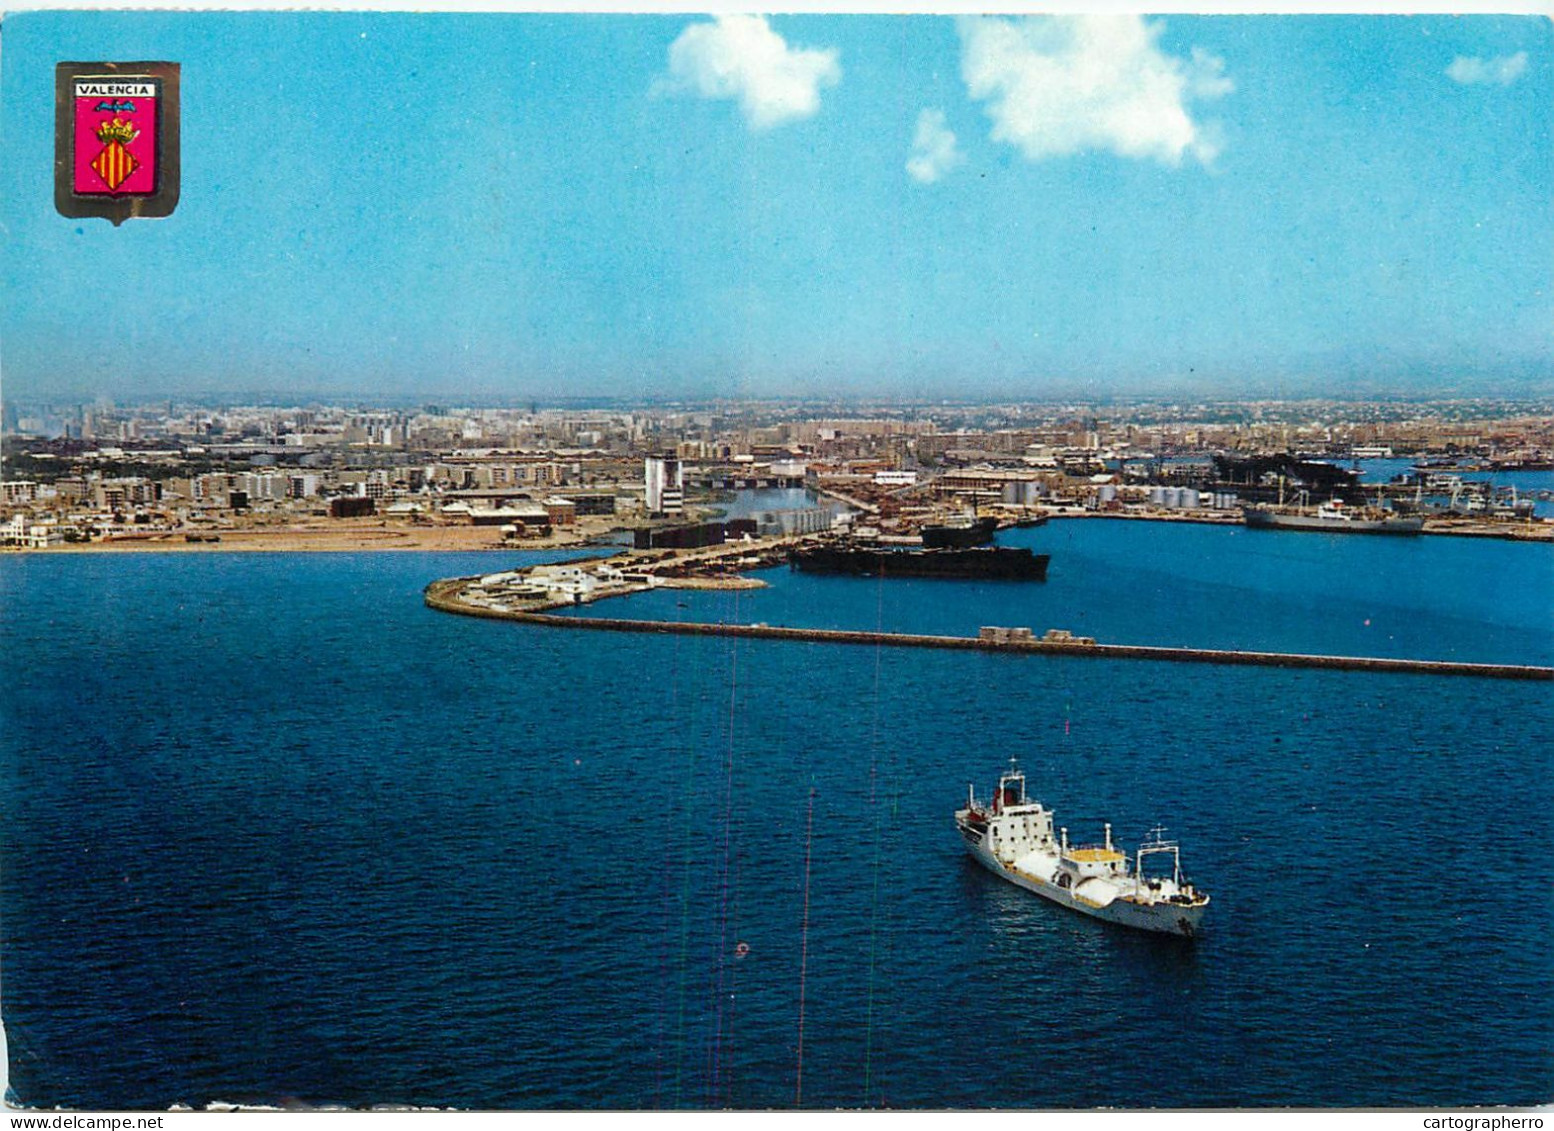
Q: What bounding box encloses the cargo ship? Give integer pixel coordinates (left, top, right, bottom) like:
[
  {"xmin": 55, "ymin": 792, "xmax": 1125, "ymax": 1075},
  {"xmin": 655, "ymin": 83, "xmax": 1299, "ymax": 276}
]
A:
[
  {"xmin": 788, "ymin": 543, "xmax": 1048, "ymax": 580},
  {"xmin": 955, "ymin": 761, "xmax": 1209, "ymax": 937},
  {"xmin": 1242, "ymin": 499, "xmax": 1423, "ymax": 535}
]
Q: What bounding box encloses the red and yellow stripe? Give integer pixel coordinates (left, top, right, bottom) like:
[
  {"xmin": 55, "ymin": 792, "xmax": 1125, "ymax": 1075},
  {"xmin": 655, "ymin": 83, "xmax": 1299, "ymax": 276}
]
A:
[{"xmin": 91, "ymin": 139, "xmax": 139, "ymax": 192}]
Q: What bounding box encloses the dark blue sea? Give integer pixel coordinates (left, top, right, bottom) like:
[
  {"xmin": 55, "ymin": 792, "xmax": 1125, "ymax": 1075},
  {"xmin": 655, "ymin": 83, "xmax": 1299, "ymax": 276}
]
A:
[{"xmin": 3, "ymin": 518, "xmax": 1551, "ymax": 1110}]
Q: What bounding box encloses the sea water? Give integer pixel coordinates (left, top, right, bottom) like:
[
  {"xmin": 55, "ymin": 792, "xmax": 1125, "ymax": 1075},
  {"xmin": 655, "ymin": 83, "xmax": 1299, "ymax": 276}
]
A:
[{"xmin": 2, "ymin": 520, "xmax": 1550, "ymax": 1109}]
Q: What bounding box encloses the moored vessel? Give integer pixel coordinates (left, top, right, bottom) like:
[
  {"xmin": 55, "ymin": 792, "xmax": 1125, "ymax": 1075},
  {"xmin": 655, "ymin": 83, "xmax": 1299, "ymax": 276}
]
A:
[
  {"xmin": 789, "ymin": 543, "xmax": 1049, "ymax": 580},
  {"xmin": 954, "ymin": 761, "xmax": 1208, "ymax": 937},
  {"xmin": 1242, "ymin": 499, "xmax": 1423, "ymax": 535}
]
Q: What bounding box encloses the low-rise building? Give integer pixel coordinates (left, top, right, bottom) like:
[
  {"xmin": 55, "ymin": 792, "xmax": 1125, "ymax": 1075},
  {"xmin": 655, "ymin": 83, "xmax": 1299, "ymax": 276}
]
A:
[
  {"xmin": 2, "ymin": 515, "xmax": 63, "ymax": 548},
  {"xmin": 543, "ymin": 497, "xmax": 577, "ymax": 526}
]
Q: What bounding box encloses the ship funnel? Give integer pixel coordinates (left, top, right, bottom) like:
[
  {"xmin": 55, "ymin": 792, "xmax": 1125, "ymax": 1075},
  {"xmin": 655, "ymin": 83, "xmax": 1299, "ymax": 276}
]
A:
[{"xmin": 1104, "ymin": 823, "xmax": 1112, "ymax": 851}]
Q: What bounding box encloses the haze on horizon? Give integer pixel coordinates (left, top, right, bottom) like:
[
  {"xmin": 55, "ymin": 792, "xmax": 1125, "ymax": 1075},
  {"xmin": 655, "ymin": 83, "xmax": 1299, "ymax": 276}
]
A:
[{"xmin": 2, "ymin": 11, "xmax": 1550, "ymax": 405}]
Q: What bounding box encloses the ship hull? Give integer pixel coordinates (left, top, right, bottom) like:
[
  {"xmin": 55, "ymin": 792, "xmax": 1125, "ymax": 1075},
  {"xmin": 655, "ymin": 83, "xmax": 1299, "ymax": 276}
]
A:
[
  {"xmin": 960, "ymin": 822, "xmax": 1206, "ymax": 937},
  {"xmin": 790, "ymin": 546, "xmax": 1049, "ymax": 580},
  {"xmin": 1243, "ymin": 508, "xmax": 1423, "ymax": 535}
]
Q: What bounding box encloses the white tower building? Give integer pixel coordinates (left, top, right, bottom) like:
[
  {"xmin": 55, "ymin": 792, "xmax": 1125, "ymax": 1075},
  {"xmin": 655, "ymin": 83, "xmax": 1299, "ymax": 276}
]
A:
[{"xmin": 644, "ymin": 456, "xmax": 684, "ymax": 516}]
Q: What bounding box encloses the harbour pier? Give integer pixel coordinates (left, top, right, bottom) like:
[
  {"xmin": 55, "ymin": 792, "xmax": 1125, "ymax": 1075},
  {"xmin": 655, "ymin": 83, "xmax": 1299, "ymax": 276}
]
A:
[{"xmin": 423, "ymin": 578, "xmax": 1552, "ymax": 682}]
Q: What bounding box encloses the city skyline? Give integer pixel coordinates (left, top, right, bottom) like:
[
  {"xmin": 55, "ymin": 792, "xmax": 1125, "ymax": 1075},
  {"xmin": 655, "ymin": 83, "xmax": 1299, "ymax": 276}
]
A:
[{"xmin": 2, "ymin": 11, "xmax": 1550, "ymax": 403}]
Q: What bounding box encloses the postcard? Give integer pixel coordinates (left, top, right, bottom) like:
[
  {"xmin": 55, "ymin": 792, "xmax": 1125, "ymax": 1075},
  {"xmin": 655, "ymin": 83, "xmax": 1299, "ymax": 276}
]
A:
[{"xmin": 2, "ymin": 7, "xmax": 1550, "ymax": 1116}]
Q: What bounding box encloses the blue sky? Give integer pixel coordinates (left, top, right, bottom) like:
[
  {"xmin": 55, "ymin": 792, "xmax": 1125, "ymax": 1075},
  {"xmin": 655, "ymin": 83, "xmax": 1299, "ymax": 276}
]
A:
[{"xmin": 2, "ymin": 11, "xmax": 1550, "ymax": 402}]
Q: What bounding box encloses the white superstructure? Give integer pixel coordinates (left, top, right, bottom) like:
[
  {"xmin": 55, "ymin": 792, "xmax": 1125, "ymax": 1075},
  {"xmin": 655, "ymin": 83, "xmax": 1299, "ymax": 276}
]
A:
[{"xmin": 954, "ymin": 761, "xmax": 1209, "ymax": 937}]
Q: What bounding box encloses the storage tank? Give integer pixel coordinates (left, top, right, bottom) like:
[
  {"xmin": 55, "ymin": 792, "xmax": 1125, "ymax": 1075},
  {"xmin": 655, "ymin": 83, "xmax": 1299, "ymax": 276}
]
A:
[{"xmin": 1180, "ymin": 488, "xmax": 1201, "ymax": 508}]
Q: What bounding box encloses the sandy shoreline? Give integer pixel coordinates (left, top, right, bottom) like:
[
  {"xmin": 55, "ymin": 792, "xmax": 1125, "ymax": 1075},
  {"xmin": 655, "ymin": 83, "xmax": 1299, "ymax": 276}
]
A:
[{"xmin": 4, "ymin": 521, "xmax": 608, "ymax": 554}]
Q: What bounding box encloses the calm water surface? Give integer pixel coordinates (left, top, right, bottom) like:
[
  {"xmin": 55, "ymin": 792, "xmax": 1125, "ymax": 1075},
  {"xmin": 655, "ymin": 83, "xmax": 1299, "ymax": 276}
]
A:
[{"xmin": 2, "ymin": 521, "xmax": 1550, "ymax": 1110}]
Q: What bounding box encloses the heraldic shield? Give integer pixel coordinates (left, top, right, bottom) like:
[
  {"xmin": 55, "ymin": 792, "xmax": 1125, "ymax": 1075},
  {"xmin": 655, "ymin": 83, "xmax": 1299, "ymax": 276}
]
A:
[{"xmin": 56, "ymin": 61, "xmax": 180, "ymax": 224}]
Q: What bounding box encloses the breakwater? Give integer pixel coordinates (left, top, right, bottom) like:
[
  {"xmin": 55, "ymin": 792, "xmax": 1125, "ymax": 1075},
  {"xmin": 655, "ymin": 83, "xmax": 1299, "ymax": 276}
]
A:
[{"xmin": 423, "ymin": 578, "xmax": 1552, "ymax": 682}]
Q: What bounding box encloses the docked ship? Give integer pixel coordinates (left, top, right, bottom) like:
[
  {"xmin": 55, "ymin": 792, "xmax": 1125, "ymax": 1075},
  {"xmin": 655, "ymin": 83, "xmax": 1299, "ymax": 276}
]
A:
[
  {"xmin": 789, "ymin": 543, "xmax": 1049, "ymax": 580},
  {"xmin": 920, "ymin": 515, "xmax": 1000, "ymax": 549},
  {"xmin": 1242, "ymin": 499, "xmax": 1423, "ymax": 535},
  {"xmin": 954, "ymin": 761, "xmax": 1209, "ymax": 937}
]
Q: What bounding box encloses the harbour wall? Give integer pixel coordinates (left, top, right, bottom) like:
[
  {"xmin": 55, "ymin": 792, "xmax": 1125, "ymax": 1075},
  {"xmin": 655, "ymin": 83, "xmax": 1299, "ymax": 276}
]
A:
[{"xmin": 423, "ymin": 579, "xmax": 1552, "ymax": 682}]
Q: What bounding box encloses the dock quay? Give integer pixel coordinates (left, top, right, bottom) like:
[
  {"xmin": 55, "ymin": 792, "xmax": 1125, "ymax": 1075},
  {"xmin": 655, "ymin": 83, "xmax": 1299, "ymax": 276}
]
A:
[{"xmin": 423, "ymin": 578, "xmax": 1552, "ymax": 682}]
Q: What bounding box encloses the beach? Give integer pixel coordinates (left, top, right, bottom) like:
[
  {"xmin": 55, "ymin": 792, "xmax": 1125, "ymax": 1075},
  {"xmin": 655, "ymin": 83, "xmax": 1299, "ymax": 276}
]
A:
[{"xmin": 7, "ymin": 517, "xmax": 613, "ymax": 554}]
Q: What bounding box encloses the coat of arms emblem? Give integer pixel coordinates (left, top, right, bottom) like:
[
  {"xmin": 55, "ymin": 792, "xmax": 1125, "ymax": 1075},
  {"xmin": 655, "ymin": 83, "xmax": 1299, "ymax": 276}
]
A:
[{"xmin": 56, "ymin": 61, "xmax": 180, "ymax": 224}]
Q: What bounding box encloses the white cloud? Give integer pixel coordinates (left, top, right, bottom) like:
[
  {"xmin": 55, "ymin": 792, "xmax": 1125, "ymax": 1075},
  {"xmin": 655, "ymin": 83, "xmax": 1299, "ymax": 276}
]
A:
[
  {"xmin": 1446, "ymin": 52, "xmax": 1528, "ymax": 86},
  {"xmin": 660, "ymin": 15, "xmax": 840, "ymax": 130},
  {"xmin": 907, "ymin": 109, "xmax": 964, "ymax": 184},
  {"xmin": 957, "ymin": 15, "xmax": 1231, "ymax": 167}
]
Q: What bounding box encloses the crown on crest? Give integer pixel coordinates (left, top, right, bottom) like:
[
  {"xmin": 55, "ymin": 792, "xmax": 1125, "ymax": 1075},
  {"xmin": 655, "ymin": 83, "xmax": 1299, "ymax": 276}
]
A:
[{"xmin": 95, "ymin": 117, "xmax": 139, "ymax": 145}]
